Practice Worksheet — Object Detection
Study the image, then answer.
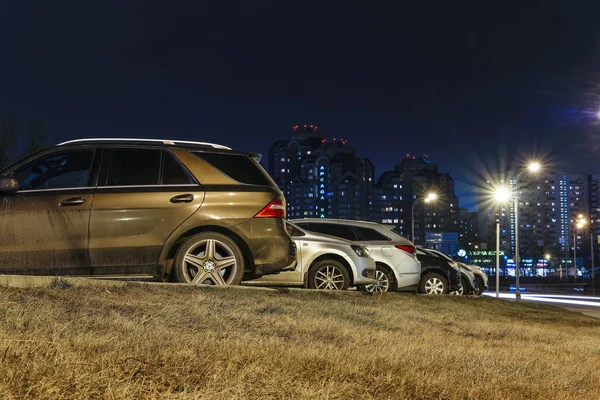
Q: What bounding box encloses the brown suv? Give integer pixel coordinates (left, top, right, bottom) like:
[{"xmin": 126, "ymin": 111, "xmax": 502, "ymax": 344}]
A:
[{"xmin": 0, "ymin": 138, "xmax": 296, "ymax": 285}]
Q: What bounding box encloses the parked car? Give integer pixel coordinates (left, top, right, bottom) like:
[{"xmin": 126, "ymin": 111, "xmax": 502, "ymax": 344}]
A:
[
  {"xmin": 243, "ymin": 222, "xmax": 376, "ymax": 290},
  {"xmin": 290, "ymin": 219, "xmax": 421, "ymax": 293},
  {"xmin": 415, "ymin": 247, "xmax": 462, "ymax": 294},
  {"xmin": 451, "ymin": 263, "xmax": 477, "ymax": 295},
  {"xmin": 460, "ymin": 263, "xmax": 489, "ymax": 295},
  {"xmin": 422, "ymin": 248, "xmax": 477, "ymax": 295},
  {"xmin": 0, "ymin": 138, "xmax": 297, "ymax": 285}
]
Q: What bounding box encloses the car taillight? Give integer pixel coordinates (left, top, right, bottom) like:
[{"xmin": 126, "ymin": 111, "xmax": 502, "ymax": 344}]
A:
[
  {"xmin": 254, "ymin": 199, "xmax": 286, "ymax": 218},
  {"xmin": 395, "ymin": 245, "xmax": 415, "ymax": 255}
]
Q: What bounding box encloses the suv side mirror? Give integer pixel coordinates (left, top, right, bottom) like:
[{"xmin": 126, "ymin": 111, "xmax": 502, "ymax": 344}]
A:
[{"xmin": 0, "ymin": 177, "xmax": 19, "ymax": 192}]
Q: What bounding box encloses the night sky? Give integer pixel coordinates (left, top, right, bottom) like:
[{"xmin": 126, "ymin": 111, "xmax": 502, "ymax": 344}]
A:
[{"xmin": 2, "ymin": 1, "xmax": 600, "ymax": 209}]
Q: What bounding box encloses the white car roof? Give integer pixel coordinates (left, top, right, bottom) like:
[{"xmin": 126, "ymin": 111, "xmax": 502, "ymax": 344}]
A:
[
  {"xmin": 290, "ymin": 218, "xmax": 412, "ymax": 244},
  {"xmin": 291, "ymin": 218, "xmax": 387, "ymax": 229}
]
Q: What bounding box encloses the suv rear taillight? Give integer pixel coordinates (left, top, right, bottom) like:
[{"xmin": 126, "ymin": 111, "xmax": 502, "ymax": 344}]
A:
[
  {"xmin": 395, "ymin": 245, "xmax": 416, "ymax": 255},
  {"xmin": 254, "ymin": 199, "xmax": 286, "ymax": 218}
]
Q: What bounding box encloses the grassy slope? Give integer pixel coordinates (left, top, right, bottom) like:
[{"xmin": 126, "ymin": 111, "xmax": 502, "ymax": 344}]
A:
[{"xmin": 0, "ymin": 283, "xmax": 599, "ymax": 400}]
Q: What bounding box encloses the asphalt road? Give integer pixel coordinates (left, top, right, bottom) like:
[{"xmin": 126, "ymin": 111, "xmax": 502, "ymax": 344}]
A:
[{"xmin": 483, "ymin": 292, "xmax": 600, "ymax": 318}]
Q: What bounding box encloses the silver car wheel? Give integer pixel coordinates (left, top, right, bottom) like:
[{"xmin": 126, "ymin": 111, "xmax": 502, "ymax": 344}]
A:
[
  {"xmin": 314, "ymin": 265, "xmax": 346, "ymax": 290},
  {"xmin": 450, "ymin": 285, "xmax": 464, "ymax": 296},
  {"xmin": 424, "ymin": 277, "xmax": 445, "ymax": 295},
  {"xmin": 182, "ymin": 239, "xmax": 238, "ymax": 285},
  {"xmin": 365, "ymin": 270, "xmax": 390, "ymax": 293},
  {"xmin": 472, "ymin": 280, "xmax": 481, "ymax": 295}
]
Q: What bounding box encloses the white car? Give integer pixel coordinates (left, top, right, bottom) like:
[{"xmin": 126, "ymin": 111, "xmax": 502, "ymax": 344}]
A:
[
  {"xmin": 243, "ymin": 222, "xmax": 376, "ymax": 290},
  {"xmin": 291, "ymin": 219, "xmax": 421, "ymax": 292}
]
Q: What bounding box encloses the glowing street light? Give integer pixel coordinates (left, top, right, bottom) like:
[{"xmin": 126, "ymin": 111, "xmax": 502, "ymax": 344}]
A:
[
  {"xmin": 494, "ymin": 187, "xmax": 510, "ymax": 203},
  {"xmin": 424, "ymin": 192, "xmax": 438, "ymax": 203},
  {"xmin": 528, "ymin": 162, "xmax": 541, "ymax": 173},
  {"xmin": 411, "ymin": 192, "xmax": 438, "ymax": 244},
  {"xmin": 514, "ymin": 161, "xmax": 543, "ymax": 300}
]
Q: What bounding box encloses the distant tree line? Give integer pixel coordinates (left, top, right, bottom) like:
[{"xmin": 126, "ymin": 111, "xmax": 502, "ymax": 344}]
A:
[{"xmin": 0, "ymin": 114, "xmax": 59, "ymax": 168}]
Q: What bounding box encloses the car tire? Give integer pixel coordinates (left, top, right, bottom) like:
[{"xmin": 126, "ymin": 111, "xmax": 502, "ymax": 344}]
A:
[
  {"xmin": 360, "ymin": 264, "xmax": 396, "ymax": 293},
  {"xmin": 452, "ymin": 274, "xmax": 470, "ymax": 295},
  {"xmin": 473, "ymin": 277, "xmax": 484, "ymax": 295},
  {"xmin": 173, "ymin": 232, "xmax": 245, "ymax": 286},
  {"xmin": 418, "ymin": 273, "xmax": 449, "ymax": 295},
  {"xmin": 307, "ymin": 259, "xmax": 350, "ymax": 290},
  {"xmin": 450, "ymin": 284, "xmax": 464, "ymax": 296}
]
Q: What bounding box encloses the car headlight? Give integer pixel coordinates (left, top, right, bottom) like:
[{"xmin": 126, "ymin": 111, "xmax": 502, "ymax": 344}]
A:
[
  {"xmin": 351, "ymin": 245, "xmax": 369, "ymax": 258},
  {"xmin": 449, "ymin": 261, "xmax": 459, "ymax": 271}
]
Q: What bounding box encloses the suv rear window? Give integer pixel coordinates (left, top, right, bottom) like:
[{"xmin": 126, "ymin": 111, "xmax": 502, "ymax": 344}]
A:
[
  {"xmin": 352, "ymin": 226, "xmax": 391, "ymax": 241},
  {"xmin": 194, "ymin": 153, "xmax": 273, "ymax": 186},
  {"xmin": 305, "ymin": 223, "xmax": 358, "ymax": 241}
]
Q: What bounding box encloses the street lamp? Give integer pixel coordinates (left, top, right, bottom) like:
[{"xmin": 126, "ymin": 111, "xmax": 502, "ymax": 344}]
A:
[
  {"xmin": 514, "ymin": 161, "xmax": 543, "ymax": 300},
  {"xmin": 573, "ymin": 215, "xmax": 588, "ymax": 281},
  {"xmin": 494, "ymin": 186, "xmax": 510, "ymax": 298},
  {"xmin": 411, "ymin": 192, "xmax": 438, "ymax": 244}
]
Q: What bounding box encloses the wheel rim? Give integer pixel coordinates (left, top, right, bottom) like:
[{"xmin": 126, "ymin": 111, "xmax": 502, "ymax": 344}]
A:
[
  {"xmin": 314, "ymin": 265, "xmax": 346, "ymax": 290},
  {"xmin": 473, "ymin": 280, "xmax": 481, "ymax": 295},
  {"xmin": 365, "ymin": 270, "xmax": 390, "ymax": 293},
  {"xmin": 451, "ymin": 285, "xmax": 464, "ymax": 296},
  {"xmin": 181, "ymin": 239, "xmax": 238, "ymax": 285},
  {"xmin": 424, "ymin": 277, "xmax": 445, "ymax": 295}
]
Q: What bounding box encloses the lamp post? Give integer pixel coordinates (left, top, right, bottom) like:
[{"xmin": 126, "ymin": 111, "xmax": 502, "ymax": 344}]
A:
[
  {"xmin": 411, "ymin": 192, "xmax": 438, "ymax": 244},
  {"xmin": 513, "ymin": 161, "xmax": 541, "ymax": 301},
  {"xmin": 573, "ymin": 215, "xmax": 587, "ymax": 281},
  {"xmin": 494, "ymin": 186, "xmax": 510, "ymax": 298},
  {"xmin": 591, "ymin": 231, "xmax": 595, "ymax": 294}
]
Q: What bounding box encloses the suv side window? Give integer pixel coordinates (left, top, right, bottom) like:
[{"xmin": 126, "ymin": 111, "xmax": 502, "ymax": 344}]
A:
[
  {"xmin": 162, "ymin": 152, "xmax": 193, "ymax": 185},
  {"xmin": 12, "ymin": 149, "xmax": 95, "ymax": 191},
  {"xmin": 308, "ymin": 223, "xmax": 358, "ymax": 241},
  {"xmin": 352, "ymin": 226, "xmax": 391, "ymax": 241},
  {"xmin": 105, "ymin": 148, "xmax": 161, "ymax": 186}
]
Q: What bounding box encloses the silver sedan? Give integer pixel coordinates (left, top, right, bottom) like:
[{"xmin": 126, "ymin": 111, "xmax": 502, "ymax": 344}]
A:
[{"xmin": 243, "ymin": 222, "xmax": 376, "ymax": 290}]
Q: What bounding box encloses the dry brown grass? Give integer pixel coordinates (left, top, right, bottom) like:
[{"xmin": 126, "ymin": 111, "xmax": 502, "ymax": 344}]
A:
[{"xmin": 0, "ymin": 283, "xmax": 599, "ymax": 399}]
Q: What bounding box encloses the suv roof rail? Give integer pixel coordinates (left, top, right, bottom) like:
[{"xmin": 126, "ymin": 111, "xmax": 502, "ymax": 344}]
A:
[{"xmin": 56, "ymin": 138, "xmax": 232, "ymax": 150}]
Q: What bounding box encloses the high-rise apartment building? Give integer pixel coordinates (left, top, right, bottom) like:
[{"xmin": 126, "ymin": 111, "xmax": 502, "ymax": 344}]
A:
[
  {"xmin": 369, "ymin": 154, "xmax": 459, "ymax": 244},
  {"xmin": 268, "ymin": 125, "xmax": 374, "ymax": 220},
  {"xmin": 458, "ymin": 208, "xmax": 478, "ymax": 249}
]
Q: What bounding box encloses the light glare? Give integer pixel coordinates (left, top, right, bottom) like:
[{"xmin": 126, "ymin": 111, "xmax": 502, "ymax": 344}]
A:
[
  {"xmin": 494, "ymin": 187, "xmax": 510, "ymax": 202},
  {"xmin": 426, "ymin": 192, "xmax": 438, "ymax": 201},
  {"xmin": 528, "ymin": 161, "xmax": 541, "ymax": 173}
]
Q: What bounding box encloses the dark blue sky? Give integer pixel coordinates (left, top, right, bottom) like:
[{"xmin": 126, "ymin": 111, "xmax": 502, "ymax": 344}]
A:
[{"xmin": 2, "ymin": 1, "xmax": 600, "ymax": 209}]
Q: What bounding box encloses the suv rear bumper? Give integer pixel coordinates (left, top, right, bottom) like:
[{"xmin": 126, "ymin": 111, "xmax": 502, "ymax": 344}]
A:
[{"xmin": 232, "ymin": 218, "xmax": 297, "ymax": 277}]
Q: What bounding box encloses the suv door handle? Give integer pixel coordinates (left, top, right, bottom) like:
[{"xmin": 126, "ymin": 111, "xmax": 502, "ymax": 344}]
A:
[
  {"xmin": 170, "ymin": 194, "xmax": 194, "ymax": 204},
  {"xmin": 59, "ymin": 197, "xmax": 85, "ymax": 206}
]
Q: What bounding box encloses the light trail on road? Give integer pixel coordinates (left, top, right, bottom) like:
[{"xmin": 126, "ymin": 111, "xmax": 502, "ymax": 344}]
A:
[{"xmin": 483, "ymin": 292, "xmax": 600, "ymax": 307}]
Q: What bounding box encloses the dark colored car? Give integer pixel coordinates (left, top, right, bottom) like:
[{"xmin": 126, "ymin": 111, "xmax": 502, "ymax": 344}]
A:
[
  {"xmin": 0, "ymin": 138, "xmax": 296, "ymax": 285},
  {"xmin": 415, "ymin": 247, "xmax": 462, "ymax": 294}
]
